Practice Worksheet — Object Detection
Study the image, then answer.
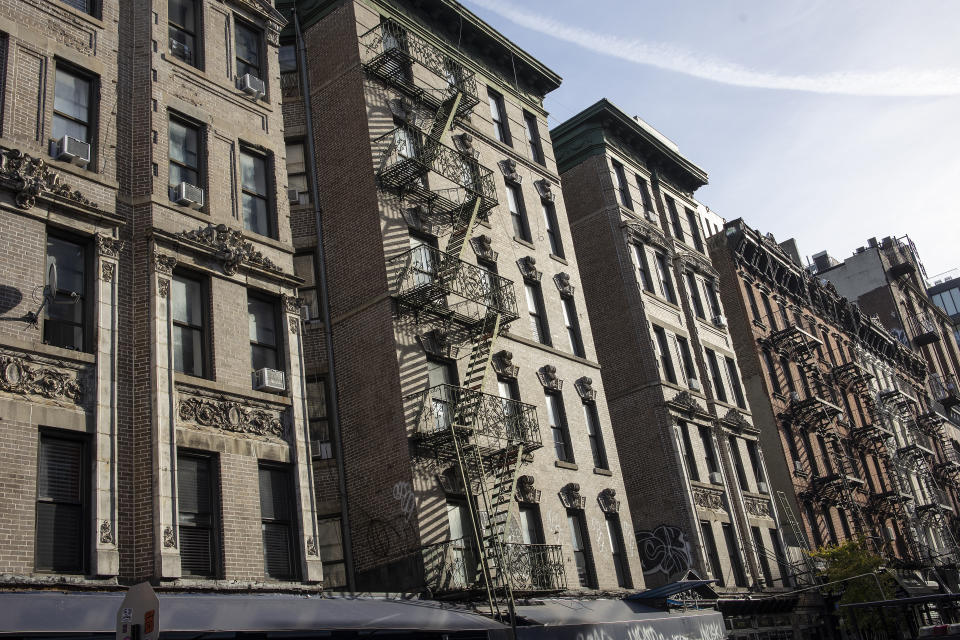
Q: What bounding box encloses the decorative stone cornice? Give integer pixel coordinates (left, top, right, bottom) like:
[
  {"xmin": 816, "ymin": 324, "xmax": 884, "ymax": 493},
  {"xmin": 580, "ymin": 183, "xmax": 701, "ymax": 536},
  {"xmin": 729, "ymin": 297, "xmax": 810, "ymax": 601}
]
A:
[
  {"xmin": 470, "ymin": 234, "xmax": 498, "ymax": 262},
  {"xmin": 454, "ymin": 133, "xmax": 477, "ymax": 157},
  {"xmin": 745, "ymin": 496, "xmax": 772, "ymax": 519},
  {"xmin": 667, "ymin": 390, "xmax": 708, "ymax": 418},
  {"xmin": 720, "ymin": 408, "xmax": 757, "ymax": 434},
  {"xmin": 598, "ymin": 488, "xmax": 620, "ymax": 514},
  {"xmin": 675, "ymin": 247, "xmax": 718, "ymax": 278},
  {"xmin": 281, "ymin": 294, "xmax": 304, "ymax": 314},
  {"xmin": 554, "ymin": 272, "xmax": 574, "ymax": 299},
  {"xmin": 418, "ymin": 329, "xmax": 459, "ymax": 360},
  {"xmin": 492, "ymin": 350, "xmax": 519, "ymax": 378},
  {"xmin": 574, "ymin": 376, "xmax": 597, "ymax": 403},
  {"xmin": 177, "ymin": 394, "xmax": 285, "ymax": 440},
  {"xmin": 692, "ymin": 485, "xmax": 726, "ymax": 512},
  {"xmin": 154, "ymin": 252, "xmax": 178, "ymax": 275},
  {"xmin": 95, "ymin": 233, "xmax": 124, "ymax": 258},
  {"xmin": 0, "ymin": 148, "xmax": 99, "ymax": 211},
  {"xmin": 177, "ymin": 224, "xmax": 280, "ymax": 276},
  {"xmin": 498, "ymin": 159, "xmax": 521, "ymax": 183},
  {"xmin": 517, "ymin": 256, "xmax": 541, "ymax": 283},
  {"xmin": 623, "ymin": 218, "xmax": 672, "ymax": 254},
  {"xmin": 534, "ymin": 178, "xmax": 554, "ymax": 202},
  {"xmin": 0, "ymin": 352, "xmax": 84, "ymax": 404},
  {"xmin": 559, "ymin": 483, "xmax": 586, "ymax": 510},
  {"xmin": 537, "ymin": 364, "xmax": 562, "ymax": 391},
  {"xmin": 516, "ymin": 475, "xmax": 540, "ymax": 504}
]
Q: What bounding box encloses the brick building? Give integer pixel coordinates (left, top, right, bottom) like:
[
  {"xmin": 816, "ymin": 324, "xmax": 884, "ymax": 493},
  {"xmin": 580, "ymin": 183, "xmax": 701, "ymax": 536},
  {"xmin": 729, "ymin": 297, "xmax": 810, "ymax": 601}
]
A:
[
  {"xmin": 710, "ymin": 220, "xmax": 960, "ymax": 590},
  {"xmin": 551, "ymin": 100, "xmax": 790, "ymax": 601},
  {"xmin": 928, "ymin": 270, "xmax": 960, "ymax": 348},
  {"xmin": 277, "ymin": 0, "xmax": 644, "ymax": 609},
  {"xmin": 0, "ymin": 0, "xmax": 325, "ymax": 589}
]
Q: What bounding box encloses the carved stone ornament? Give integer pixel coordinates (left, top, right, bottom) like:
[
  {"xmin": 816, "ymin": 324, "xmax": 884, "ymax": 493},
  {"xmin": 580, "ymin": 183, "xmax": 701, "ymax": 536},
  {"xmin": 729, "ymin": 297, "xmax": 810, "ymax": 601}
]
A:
[
  {"xmin": 534, "ymin": 179, "xmax": 554, "ymax": 202},
  {"xmin": 516, "ymin": 475, "xmax": 541, "ymax": 504},
  {"xmin": 537, "ymin": 365, "xmax": 563, "ymax": 391},
  {"xmin": 470, "ymin": 234, "xmax": 498, "ymax": 262},
  {"xmin": 288, "ymin": 317, "xmax": 299, "ymax": 334},
  {"xmin": 101, "ymin": 262, "xmax": 116, "ymax": 282},
  {"xmin": 177, "ymin": 224, "xmax": 280, "ymax": 275},
  {"xmin": 402, "ymin": 204, "xmax": 427, "ymax": 230},
  {"xmin": 492, "ymin": 350, "xmax": 519, "ymax": 379},
  {"xmin": 517, "ymin": 256, "xmax": 542, "ymax": 283},
  {"xmin": 554, "ymin": 272, "xmax": 575, "ymax": 299},
  {"xmin": 306, "ymin": 536, "xmax": 319, "ymax": 556},
  {"xmin": 677, "ymin": 248, "xmax": 719, "ymax": 278},
  {"xmin": 498, "ymin": 159, "xmax": 521, "ymax": 183},
  {"xmin": 668, "ymin": 390, "xmax": 707, "ymax": 417},
  {"xmin": 154, "ymin": 253, "xmax": 178, "ymax": 275},
  {"xmin": 0, "ymin": 148, "xmax": 99, "ymax": 211},
  {"xmin": 418, "ymin": 329, "xmax": 459, "ymax": 360},
  {"xmin": 454, "ymin": 133, "xmax": 477, "ymax": 157},
  {"xmin": 158, "ymin": 278, "xmax": 170, "ymax": 298},
  {"xmin": 95, "ymin": 233, "xmax": 124, "ymax": 258},
  {"xmin": 721, "ymin": 408, "xmax": 756, "ymax": 433},
  {"xmin": 575, "ymin": 377, "xmax": 597, "ymax": 403},
  {"xmin": 624, "ymin": 218, "xmax": 671, "ymax": 254},
  {"xmin": 99, "ymin": 520, "xmax": 114, "ymax": 545},
  {"xmin": 281, "ymin": 294, "xmax": 305, "ymax": 315},
  {"xmin": 692, "ymin": 486, "xmax": 726, "ymax": 512},
  {"xmin": 178, "ymin": 395, "xmax": 285, "ymax": 440},
  {"xmin": 163, "ymin": 526, "xmax": 177, "ymax": 548},
  {"xmin": 230, "ymin": 0, "xmax": 287, "ymax": 47},
  {"xmin": 388, "ymin": 97, "xmax": 414, "ymax": 122},
  {"xmin": 559, "ymin": 483, "xmax": 587, "ymax": 510},
  {"xmin": 598, "ymin": 488, "xmax": 620, "ymax": 514},
  {"xmin": 745, "ymin": 496, "xmax": 773, "ymax": 519},
  {"xmin": 0, "ymin": 354, "xmax": 83, "ymax": 404},
  {"xmin": 437, "ymin": 466, "xmax": 468, "ymax": 495}
]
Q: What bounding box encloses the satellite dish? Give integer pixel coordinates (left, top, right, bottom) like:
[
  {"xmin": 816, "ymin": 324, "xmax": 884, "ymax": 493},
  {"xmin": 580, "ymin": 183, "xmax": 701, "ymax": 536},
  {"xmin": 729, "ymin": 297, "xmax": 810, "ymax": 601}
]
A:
[{"xmin": 46, "ymin": 262, "xmax": 58, "ymax": 302}]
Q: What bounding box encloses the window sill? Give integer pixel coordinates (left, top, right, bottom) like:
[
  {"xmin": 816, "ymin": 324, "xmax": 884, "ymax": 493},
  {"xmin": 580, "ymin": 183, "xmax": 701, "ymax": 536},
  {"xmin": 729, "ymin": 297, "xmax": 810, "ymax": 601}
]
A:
[
  {"xmin": 6, "ymin": 337, "xmax": 96, "ymax": 365},
  {"xmin": 549, "ymin": 254, "xmax": 568, "ymax": 265},
  {"xmin": 593, "ymin": 467, "xmax": 612, "ymax": 477},
  {"xmin": 50, "ymin": 2, "xmax": 106, "ymax": 29},
  {"xmin": 555, "ymin": 460, "xmax": 578, "ymax": 471},
  {"xmin": 162, "ymin": 53, "xmax": 276, "ymax": 110},
  {"xmin": 241, "ymin": 228, "xmax": 295, "ymax": 253},
  {"xmin": 513, "ymin": 236, "xmax": 535, "ymax": 250},
  {"xmin": 174, "ymin": 372, "xmax": 293, "ymax": 406}
]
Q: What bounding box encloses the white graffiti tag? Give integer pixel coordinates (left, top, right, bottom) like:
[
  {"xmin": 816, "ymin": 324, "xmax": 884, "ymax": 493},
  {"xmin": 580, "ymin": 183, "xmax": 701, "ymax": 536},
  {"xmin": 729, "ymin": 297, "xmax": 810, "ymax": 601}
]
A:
[{"xmin": 392, "ymin": 481, "xmax": 417, "ymax": 520}]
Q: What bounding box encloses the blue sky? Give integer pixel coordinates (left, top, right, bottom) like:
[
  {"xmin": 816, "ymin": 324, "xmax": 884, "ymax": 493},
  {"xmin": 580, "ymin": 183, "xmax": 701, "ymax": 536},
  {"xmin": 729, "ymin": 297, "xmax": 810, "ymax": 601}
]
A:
[{"xmin": 462, "ymin": 0, "xmax": 960, "ymax": 279}]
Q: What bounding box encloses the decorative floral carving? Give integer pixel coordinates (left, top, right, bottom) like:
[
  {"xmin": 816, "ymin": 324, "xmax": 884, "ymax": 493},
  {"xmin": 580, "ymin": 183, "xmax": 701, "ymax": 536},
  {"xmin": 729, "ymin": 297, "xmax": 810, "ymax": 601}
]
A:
[
  {"xmin": 559, "ymin": 483, "xmax": 586, "ymax": 510},
  {"xmin": 624, "ymin": 218, "xmax": 671, "ymax": 254},
  {"xmin": 99, "ymin": 520, "xmax": 114, "ymax": 545},
  {"xmin": 177, "ymin": 224, "xmax": 280, "ymax": 275},
  {"xmin": 101, "ymin": 262, "xmax": 115, "ymax": 282},
  {"xmin": 178, "ymin": 396, "xmax": 285, "ymax": 439},
  {"xmin": 575, "ymin": 377, "xmax": 597, "ymax": 403},
  {"xmin": 470, "ymin": 234, "xmax": 498, "ymax": 262},
  {"xmin": 453, "ymin": 133, "xmax": 476, "ymax": 156},
  {"xmin": 492, "ymin": 350, "xmax": 519, "ymax": 378},
  {"xmin": 0, "ymin": 354, "xmax": 83, "ymax": 403},
  {"xmin": 282, "ymin": 294, "xmax": 305, "ymax": 314},
  {"xmin": 95, "ymin": 233, "xmax": 124, "ymax": 258},
  {"xmin": 537, "ymin": 365, "xmax": 563, "ymax": 391},
  {"xmin": 598, "ymin": 488, "xmax": 620, "ymax": 514},
  {"xmin": 517, "ymin": 256, "xmax": 541, "ymax": 282},
  {"xmin": 158, "ymin": 278, "xmax": 170, "ymax": 298},
  {"xmin": 154, "ymin": 253, "xmax": 178, "ymax": 275},
  {"xmin": 163, "ymin": 526, "xmax": 177, "ymax": 548},
  {"xmin": 418, "ymin": 329, "xmax": 459, "ymax": 359},
  {"xmin": 388, "ymin": 97, "xmax": 414, "ymax": 122},
  {"xmin": 288, "ymin": 317, "xmax": 299, "ymax": 334},
  {"xmin": 668, "ymin": 390, "xmax": 707, "ymax": 417},
  {"xmin": 0, "ymin": 148, "xmax": 99, "ymax": 210},
  {"xmin": 720, "ymin": 408, "xmax": 756, "ymax": 433},
  {"xmin": 516, "ymin": 475, "xmax": 540, "ymax": 504},
  {"xmin": 306, "ymin": 536, "xmax": 319, "ymax": 556},
  {"xmin": 554, "ymin": 272, "xmax": 574, "ymax": 299},
  {"xmin": 692, "ymin": 485, "xmax": 726, "ymax": 512},
  {"xmin": 745, "ymin": 496, "xmax": 773, "ymax": 519},
  {"xmin": 498, "ymin": 159, "xmax": 521, "ymax": 183},
  {"xmin": 534, "ymin": 179, "xmax": 554, "ymax": 202}
]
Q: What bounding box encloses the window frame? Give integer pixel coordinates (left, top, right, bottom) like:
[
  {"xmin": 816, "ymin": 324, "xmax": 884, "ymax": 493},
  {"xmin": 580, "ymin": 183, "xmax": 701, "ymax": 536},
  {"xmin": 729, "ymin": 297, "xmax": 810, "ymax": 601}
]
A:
[
  {"xmin": 700, "ymin": 521, "xmax": 724, "ymax": 586},
  {"xmin": 567, "ymin": 509, "xmax": 597, "ymax": 588},
  {"xmin": 679, "ymin": 421, "xmax": 700, "ymax": 481},
  {"xmin": 60, "ymin": 0, "xmax": 98, "ymax": 17},
  {"xmin": 487, "ymin": 87, "xmax": 511, "ymax": 145},
  {"xmin": 705, "ymin": 348, "xmax": 727, "ymax": 403},
  {"xmin": 248, "ymin": 291, "xmax": 283, "ymax": 374},
  {"xmin": 666, "ymin": 196, "xmax": 684, "ymax": 241},
  {"xmin": 239, "ymin": 145, "xmax": 275, "ymax": 238},
  {"xmin": 635, "ymin": 174, "xmax": 653, "ymax": 213},
  {"xmin": 561, "ymin": 296, "xmax": 585, "ymax": 358},
  {"xmin": 168, "ymin": 112, "xmax": 205, "ymax": 201},
  {"xmin": 546, "ymin": 391, "xmax": 574, "ymax": 463},
  {"xmin": 725, "ymin": 356, "xmax": 747, "ymax": 409},
  {"xmin": 653, "ymin": 251, "xmax": 676, "ymax": 304},
  {"xmin": 176, "ymin": 449, "xmax": 220, "ymax": 578},
  {"xmin": 606, "ymin": 513, "xmax": 632, "ymax": 588},
  {"xmin": 43, "ymin": 231, "xmax": 90, "ymax": 353},
  {"xmin": 676, "ymin": 335, "xmax": 697, "ymax": 387},
  {"xmin": 234, "ymin": 17, "xmax": 264, "ymax": 81},
  {"xmin": 541, "ymin": 199, "xmax": 564, "ymax": 258},
  {"xmin": 583, "ymin": 401, "xmax": 609, "ymax": 469},
  {"xmin": 52, "ymin": 62, "xmax": 97, "ymax": 161},
  {"xmin": 685, "ymin": 207, "xmax": 705, "ymax": 252},
  {"xmin": 293, "ymin": 251, "xmax": 320, "ymax": 320},
  {"xmin": 306, "ymin": 374, "xmax": 333, "ymax": 460},
  {"xmin": 168, "ymin": 0, "xmax": 202, "ymax": 68},
  {"xmin": 611, "ymin": 160, "xmax": 632, "ymax": 210},
  {"xmin": 699, "ymin": 424, "xmax": 719, "ymax": 477},
  {"xmin": 285, "ymin": 139, "xmax": 311, "ymax": 206},
  {"xmin": 524, "ymin": 282, "xmax": 551, "ymax": 347},
  {"xmin": 523, "ymin": 110, "xmax": 545, "ymax": 164},
  {"xmin": 258, "ymin": 462, "xmax": 299, "ymax": 581},
  {"xmin": 35, "ymin": 429, "xmax": 88, "ymax": 574},
  {"xmin": 722, "ymin": 521, "xmax": 748, "ymax": 587},
  {"xmin": 631, "ymin": 244, "xmax": 655, "ymax": 293},
  {"xmin": 686, "ymin": 272, "xmax": 705, "ymax": 318},
  {"xmin": 506, "ymin": 182, "xmax": 531, "ymax": 242},
  {"xmin": 653, "ymin": 324, "xmax": 677, "ymax": 384},
  {"xmin": 171, "ymin": 270, "xmax": 209, "ymax": 378}
]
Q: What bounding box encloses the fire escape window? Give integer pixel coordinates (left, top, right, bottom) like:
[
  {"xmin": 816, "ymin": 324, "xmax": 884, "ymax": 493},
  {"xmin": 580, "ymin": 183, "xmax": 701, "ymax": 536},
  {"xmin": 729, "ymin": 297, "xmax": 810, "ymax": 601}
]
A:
[
  {"xmin": 519, "ymin": 504, "xmax": 545, "ymax": 544},
  {"xmin": 763, "ymin": 349, "xmax": 782, "ymax": 395},
  {"xmin": 567, "ymin": 510, "xmax": 597, "ymax": 588}
]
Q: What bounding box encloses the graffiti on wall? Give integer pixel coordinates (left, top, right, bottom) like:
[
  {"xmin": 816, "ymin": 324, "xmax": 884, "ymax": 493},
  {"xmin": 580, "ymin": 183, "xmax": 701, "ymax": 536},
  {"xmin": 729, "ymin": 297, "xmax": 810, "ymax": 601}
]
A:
[
  {"xmin": 392, "ymin": 481, "xmax": 417, "ymax": 520},
  {"xmin": 636, "ymin": 524, "xmax": 692, "ymax": 581}
]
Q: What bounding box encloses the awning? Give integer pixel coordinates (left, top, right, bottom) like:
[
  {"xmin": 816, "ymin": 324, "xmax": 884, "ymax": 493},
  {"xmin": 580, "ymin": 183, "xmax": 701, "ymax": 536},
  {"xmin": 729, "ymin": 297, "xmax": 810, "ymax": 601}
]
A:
[
  {"xmin": 0, "ymin": 592, "xmax": 507, "ymax": 635},
  {"xmin": 514, "ymin": 599, "xmax": 725, "ymax": 640},
  {"xmin": 626, "ymin": 579, "xmax": 719, "ymax": 601},
  {"xmin": 717, "ymin": 596, "xmax": 799, "ymax": 615}
]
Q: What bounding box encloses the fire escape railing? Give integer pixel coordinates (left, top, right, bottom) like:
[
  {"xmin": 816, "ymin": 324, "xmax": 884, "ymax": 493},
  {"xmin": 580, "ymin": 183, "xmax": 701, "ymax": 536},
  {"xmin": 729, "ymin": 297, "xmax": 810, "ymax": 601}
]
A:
[
  {"xmin": 930, "ymin": 373, "xmax": 960, "ymax": 411},
  {"xmin": 421, "ymin": 539, "xmax": 565, "ymax": 595},
  {"xmin": 908, "ymin": 311, "xmax": 941, "ymax": 347}
]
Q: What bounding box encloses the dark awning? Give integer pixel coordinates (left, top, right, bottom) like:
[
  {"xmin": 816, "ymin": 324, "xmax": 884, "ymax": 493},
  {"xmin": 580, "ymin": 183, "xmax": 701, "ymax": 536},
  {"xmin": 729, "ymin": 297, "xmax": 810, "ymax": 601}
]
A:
[
  {"xmin": 626, "ymin": 579, "xmax": 719, "ymax": 601},
  {"xmin": 717, "ymin": 597, "xmax": 799, "ymax": 615}
]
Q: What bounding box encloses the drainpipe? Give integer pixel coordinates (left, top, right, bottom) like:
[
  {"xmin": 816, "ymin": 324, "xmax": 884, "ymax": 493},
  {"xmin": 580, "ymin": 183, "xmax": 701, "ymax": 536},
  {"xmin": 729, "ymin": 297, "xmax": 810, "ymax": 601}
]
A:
[{"xmin": 293, "ymin": 7, "xmax": 355, "ymax": 593}]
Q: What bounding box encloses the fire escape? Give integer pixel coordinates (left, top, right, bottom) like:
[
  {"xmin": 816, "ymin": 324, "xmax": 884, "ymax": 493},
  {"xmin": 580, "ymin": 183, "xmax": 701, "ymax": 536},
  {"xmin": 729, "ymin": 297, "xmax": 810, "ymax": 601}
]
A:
[{"xmin": 361, "ymin": 21, "xmax": 563, "ymax": 618}]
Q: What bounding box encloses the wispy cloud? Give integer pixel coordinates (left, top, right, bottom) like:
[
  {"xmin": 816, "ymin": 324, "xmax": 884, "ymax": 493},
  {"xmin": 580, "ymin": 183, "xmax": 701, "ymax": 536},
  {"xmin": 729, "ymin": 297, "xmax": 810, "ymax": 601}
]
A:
[{"xmin": 466, "ymin": 0, "xmax": 960, "ymax": 97}]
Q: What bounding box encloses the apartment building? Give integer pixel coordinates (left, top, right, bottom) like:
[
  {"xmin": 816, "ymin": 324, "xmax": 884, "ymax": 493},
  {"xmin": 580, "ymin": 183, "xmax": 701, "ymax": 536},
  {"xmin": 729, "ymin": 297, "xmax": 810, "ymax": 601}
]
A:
[
  {"xmin": 277, "ymin": 0, "xmax": 644, "ymax": 609},
  {"xmin": 710, "ymin": 221, "xmax": 960, "ymax": 590},
  {"xmin": 0, "ymin": 0, "xmax": 324, "ymax": 589},
  {"xmin": 551, "ymin": 101, "xmax": 789, "ymax": 601},
  {"xmin": 928, "ymin": 270, "xmax": 960, "ymax": 348}
]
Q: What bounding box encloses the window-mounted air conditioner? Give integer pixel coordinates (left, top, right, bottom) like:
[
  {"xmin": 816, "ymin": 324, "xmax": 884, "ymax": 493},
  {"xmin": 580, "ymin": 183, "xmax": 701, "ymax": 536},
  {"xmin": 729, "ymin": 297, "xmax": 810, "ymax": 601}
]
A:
[
  {"xmin": 55, "ymin": 136, "xmax": 91, "ymax": 168},
  {"xmin": 757, "ymin": 481, "xmax": 769, "ymax": 494},
  {"xmin": 254, "ymin": 367, "xmax": 285, "ymax": 393},
  {"xmin": 789, "ymin": 391, "xmax": 801, "ymax": 403},
  {"xmin": 288, "ymin": 188, "xmax": 301, "ymax": 204},
  {"xmin": 643, "ymin": 209, "xmax": 656, "ymax": 222},
  {"xmin": 688, "ymin": 378, "xmax": 702, "ymax": 393},
  {"xmin": 175, "ymin": 182, "xmax": 204, "ymax": 209},
  {"xmin": 238, "ymin": 73, "xmax": 266, "ymax": 99},
  {"xmin": 712, "ymin": 314, "xmax": 728, "ymax": 329},
  {"xmin": 169, "ymin": 39, "xmax": 192, "ymax": 60},
  {"xmin": 300, "ymin": 304, "xmax": 312, "ymax": 322},
  {"xmin": 708, "ymin": 471, "xmax": 724, "ymax": 485}
]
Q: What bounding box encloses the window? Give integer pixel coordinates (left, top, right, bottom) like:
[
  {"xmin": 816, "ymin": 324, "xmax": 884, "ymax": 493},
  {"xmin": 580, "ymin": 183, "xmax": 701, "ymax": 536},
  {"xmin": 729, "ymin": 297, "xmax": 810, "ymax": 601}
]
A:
[
  {"xmin": 746, "ymin": 440, "xmax": 765, "ymax": 490},
  {"xmin": 745, "ymin": 285, "xmax": 761, "ymax": 323},
  {"xmin": 286, "ymin": 141, "xmax": 311, "ymax": 205},
  {"xmin": 700, "ymin": 425, "xmax": 719, "ymax": 478},
  {"xmin": 446, "ymin": 500, "xmax": 477, "ymax": 588},
  {"xmin": 36, "ymin": 431, "xmax": 86, "ymax": 573},
  {"xmin": 631, "ymin": 245, "xmax": 654, "ymax": 292},
  {"xmin": 518, "ymin": 504, "xmax": 544, "ymax": 544},
  {"xmin": 769, "ymin": 528, "xmax": 790, "ymax": 586},
  {"xmin": 781, "ymin": 356, "xmax": 796, "ymax": 393},
  {"xmin": 728, "ymin": 436, "xmax": 748, "ymax": 489},
  {"xmin": 172, "ymin": 273, "xmax": 206, "ymax": 377},
  {"xmin": 761, "ymin": 294, "xmax": 777, "ymax": 330},
  {"xmin": 546, "ymin": 391, "xmax": 574, "ymax": 463},
  {"xmin": 241, "ymin": 148, "xmax": 272, "ymax": 236},
  {"xmin": 686, "ymin": 208, "xmax": 704, "ymax": 252},
  {"xmin": 725, "ymin": 357, "xmax": 746, "ymax": 409},
  {"xmin": 567, "ymin": 510, "xmax": 596, "ymax": 588},
  {"xmin": 523, "ymin": 111, "xmax": 544, "ymax": 164},
  {"xmin": 542, "ymin": 200, "xmax": 564, "ymax": 257},
  {"xmin": 666, "ymin": 196, "xmax": 683, "ymax": 240},
  {"xmin": 584, "ymin": 402, "xmax": 608, "ymax": 469},
  {"xmin": 653, "ymin": 325, "xmax": 677, "ymax": 384},
  {"xmin": 177, "ymin": 451, "xmax": 218, "ymax": 577},
  {"xmin": 487, "ymin": 88, "xmax": 510, "ymax": 145},
  {"xmin": 611, "ymin": 160, "xmax": 632, "ymax": 210},
  {"xmin": 169, "ymin": 115, "xmax": 202, "ymax": 200},
  {"xmin": 752, "ymin": 527, "xmax": 773, "ymax": 586},
  {"xmin": 53, "ymin": 65, "xmax": 93, "ymax": 147},
  {"xmin": 722, "ymin": 522, "xmax": 748, "ymax": 587},
  {"xmin": 606, "ymin": 514, "xmax": 631, "ymax": 588},
  {"xmin": 61, "ymin": 0, "xmax": 94, "ymax": 15},
  {"xmin": 248, "ymin": 294, "xmax": 280, "ymax": 372},
  {"xmin": 428, "ymin": 358, "xmax": 456, "ymax": 431},
  {"xmin": 259, "ymin": 464, "xmax": 297, "ymax": 580},
  {"xmin": 679, "ymin": 422, "xmax": 699, "ymax": 481},
  {"xmin": 705, "ymin": 281, "xmax": 722, "ymax": 320},
  {"xmin": 293, "ymin": 252, "xmax": 320, "ymax": 319},
  {"xmin": 169, "ymin": 0, "xmax": 199, "ymax": 67},
  {"xmin": 700, "ymin": 521, "xmax": 723, "ymax": 586},
  {"xmin": 278, "ymin": 43, "xmax": 299, "ymax": 97},
  {"xmin": 653, "ymin": 251, "xmax": 676, "ymax": 303},
  {"xmin": 822, "ymin": 505, "xmax": 838, "ymax": 545},
  {"xmin": 763, "ymin": 349, "xmax": 781, "ymax": 395},
  {"xmin": 44, "ymin": 235, "xmax": 87, "ymax": 351},
  {"xmin": 316, "ymin": 516, "xmax": 346, "ymax": 588},
  {"xmin": 635, "ymin": 175, "xmax": 653, "ymax": 212},
  {"xmin": 525, "ymin": 283, "xmax": 550, "ymax": 346},
  {"xmin": 306, "ymin": 376, "xmax": 332, "ymax": 459},
  {"xmin": 677, "ymin": 336, "xmax": 697, "ymax": 386},
  {"xmin": 498, "ymin": 377, "xmax": 522, "ymax": 438},
  {"xmin": 561, "ymin": 297, "xmax": 585, "ymax": 357},
  {"xmin": 686, "ymin": 273, "xmax": 705, "ymax": 318},
  {"xmin": 506, "ymin": 183, "xmax": 531, "ymax": 241},
  {"xmin": 235, "ymin": 20, "xmax": 262, "ymax": 79},
  {"xmin": 705, "ymin": 348, "xmax": 727, "ymax": 403}
]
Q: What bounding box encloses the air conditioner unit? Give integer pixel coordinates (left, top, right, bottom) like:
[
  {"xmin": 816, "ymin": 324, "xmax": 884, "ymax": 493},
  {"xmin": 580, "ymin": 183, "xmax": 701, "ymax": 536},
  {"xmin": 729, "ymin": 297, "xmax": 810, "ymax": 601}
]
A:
[
  {"xmin": 299, "ymin": 304, "xmax": 311, "ymax": 322},
  {"xmin": 792, "ymin": 459, "xmax": 803, "ymax": 471},
  {"xmin": 55, "ymin": 136, "xmax": 91, "ymax": 168},
  {"xmin": 789, "ymin": 391, "xmax": 801, "ymax": 403},
  {"xmin": 757, "ymin": 481, "xmax": 769, "ymax": 494},
  {"xmin": 169, "ymin": 38, "xmax": 192, "ymax": 60},
  {"xmin": 643, "ymin": 209, "xmax": 656, "ymax": 222},
  {"xmin": 712, "ymin": 314, "xmax": 728, "ymax": 328},
  {"xmin": 708, "ymin": 471, "xmax": 723, "ymax": 485},
  {"xmin": 238, "ymin": 73, "xmax": 266, "ymax": 99},
  {"xmin": 688, "ymin": 378, "xmax": 702, "ymax": 393},
  {"xmin": 287, "ymin": 188, "xmax": 301, "ymax": 204},
  {"xmin": 254, "ymin": 367, "xmax": 285, "ymax": 393},
  {"xmin": 175, "ymin": 181, "xmax": 204, "ymax": 209}
]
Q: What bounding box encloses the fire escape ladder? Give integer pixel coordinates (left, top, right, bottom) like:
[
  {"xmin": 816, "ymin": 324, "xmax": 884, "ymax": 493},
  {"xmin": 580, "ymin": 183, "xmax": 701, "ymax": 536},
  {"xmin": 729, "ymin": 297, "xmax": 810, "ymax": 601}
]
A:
[
  {"xmin": 444, "ymin": 196, "xmax": 483, "ymax": 260},
  {"xmin": 463, "ymin": 312, "xmax": 501, "ymax": 392},
  {"xmin": 775, "ymin": 491, "xmax": 818, "ymax": 585}
]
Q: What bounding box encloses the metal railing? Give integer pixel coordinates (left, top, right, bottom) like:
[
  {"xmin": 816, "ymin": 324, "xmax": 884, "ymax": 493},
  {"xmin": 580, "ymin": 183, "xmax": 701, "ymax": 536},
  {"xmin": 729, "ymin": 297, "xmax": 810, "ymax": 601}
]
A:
[
  {"xmin": 421, "ymin": 540, "xmax": 565, "ymax": 594},
  {"xmin": 422, "ymin": 538, "xmax": 481, "ymax": 593},
  {"xmin": 280, "ymin": 71, "xmax": 300, "ymax": 98},
  {"xmin": 930, "ymin": 373, "xmax": 960, "ymax": 407},
  {"xmin": 908, "ymin": 312, "xmax": 940, "ymax": 345},
  {"xmin": 388, "ymin": 245, "xmax": 519, "ymax": 323},
  {"xmin": 411, "ymin": 384, "xmax": 541, "ymax": 450},
  {"xmin": 768, "ymin": 325, "xmax": 822, "ymax": 361},
  {"xmin": 503, "ymin": 543, "xmax": 566, "ymax": 592}
]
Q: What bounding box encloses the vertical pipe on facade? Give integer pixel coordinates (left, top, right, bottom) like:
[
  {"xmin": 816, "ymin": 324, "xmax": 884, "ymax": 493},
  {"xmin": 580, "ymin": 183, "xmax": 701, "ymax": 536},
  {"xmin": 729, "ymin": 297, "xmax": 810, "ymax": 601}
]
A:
[{"xmin": 293, "ymin": 8, "xmax": 355, "ymax": 593}]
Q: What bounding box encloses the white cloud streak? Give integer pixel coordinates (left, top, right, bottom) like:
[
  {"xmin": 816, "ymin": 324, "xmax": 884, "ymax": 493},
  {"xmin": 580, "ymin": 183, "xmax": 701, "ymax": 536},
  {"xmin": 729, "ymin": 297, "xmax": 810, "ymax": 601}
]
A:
[{"xmin": 466, "ymin": 0, "xmax": 960, "ymax": 97}]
